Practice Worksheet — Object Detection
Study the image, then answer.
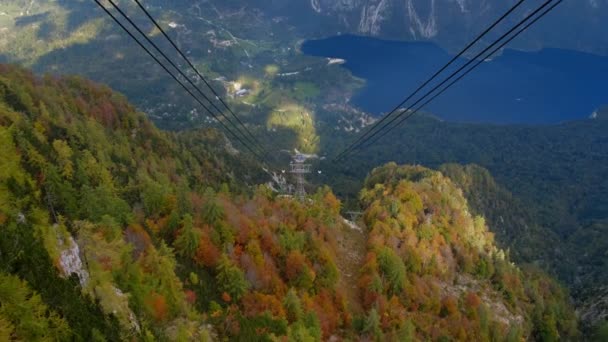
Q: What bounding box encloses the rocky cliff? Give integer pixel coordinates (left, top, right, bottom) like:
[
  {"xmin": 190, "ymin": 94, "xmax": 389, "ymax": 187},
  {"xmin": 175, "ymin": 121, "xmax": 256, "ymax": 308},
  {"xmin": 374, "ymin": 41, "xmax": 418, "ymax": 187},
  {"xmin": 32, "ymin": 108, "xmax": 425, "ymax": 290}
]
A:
[{"xmin": 245, "ymin": 0, "xmax": 608, "ymax": 54}]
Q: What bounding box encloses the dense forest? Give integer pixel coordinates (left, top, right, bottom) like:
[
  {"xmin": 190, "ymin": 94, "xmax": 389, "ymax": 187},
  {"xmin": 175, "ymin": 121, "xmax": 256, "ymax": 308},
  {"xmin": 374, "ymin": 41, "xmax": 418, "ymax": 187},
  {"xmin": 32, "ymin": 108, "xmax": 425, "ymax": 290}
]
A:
[
  {"xmin": 0, "ymin": 64, "xmax": 589, "ymax": 340},
  {"xmin": 317, "ymin": 110, "xmax": 608, "ymax": 330}
]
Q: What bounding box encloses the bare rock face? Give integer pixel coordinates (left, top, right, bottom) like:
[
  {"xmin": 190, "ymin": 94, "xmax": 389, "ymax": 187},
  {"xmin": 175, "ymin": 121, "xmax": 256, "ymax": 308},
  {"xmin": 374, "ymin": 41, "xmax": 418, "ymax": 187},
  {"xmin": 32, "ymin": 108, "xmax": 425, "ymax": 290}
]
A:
[
  {"xmin": 309, "ymin": 0, "xmax": 607, "ymax": 39},
  {"xmin": 245, "ymin": 0, "xmax": 608, "ymax": 54},
  {"xmin": 58, "ymin": 235, "xmax": 89, "ymax": 287},
  {"xmin": 358, "ymin": 0, "xmax": 392, "ymax": 36},
  {"xmin": 304, "ymin": 0, "xmax": 447, "ymax": 38}
]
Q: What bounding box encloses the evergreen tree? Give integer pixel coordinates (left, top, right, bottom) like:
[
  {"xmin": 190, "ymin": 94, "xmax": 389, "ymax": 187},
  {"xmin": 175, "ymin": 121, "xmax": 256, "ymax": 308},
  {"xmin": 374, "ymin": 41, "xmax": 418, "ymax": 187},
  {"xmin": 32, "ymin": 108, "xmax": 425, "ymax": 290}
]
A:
[
  {"xmin": 363, "ymin": 308, "xmax": 383, "ymax": 341},
  {"xmin": 174, "ymin": 214, "xmax": 200, "ymax": 258},
  {"xmin": 377, "ymin": 247, "xmax": 407, "ymax": 295},
  {"xmin": 283, "ymin": 288, "xmax": 302, "ymax": 323},
  {"xmin": 215, "ymin": 255, "xmax": 249, "ymax": 301},
  {"xmin": 0, "ymin": 273, "xmax": 71, "ymax": 340}
]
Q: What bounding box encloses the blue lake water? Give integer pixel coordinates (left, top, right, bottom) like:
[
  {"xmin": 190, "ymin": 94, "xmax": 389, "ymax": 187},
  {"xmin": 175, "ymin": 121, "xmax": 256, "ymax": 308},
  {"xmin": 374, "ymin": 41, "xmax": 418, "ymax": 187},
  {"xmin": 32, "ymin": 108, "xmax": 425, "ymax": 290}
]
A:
[{"xmin": 302, "ymin": 35, "xmax": 608, "ymax": 124}]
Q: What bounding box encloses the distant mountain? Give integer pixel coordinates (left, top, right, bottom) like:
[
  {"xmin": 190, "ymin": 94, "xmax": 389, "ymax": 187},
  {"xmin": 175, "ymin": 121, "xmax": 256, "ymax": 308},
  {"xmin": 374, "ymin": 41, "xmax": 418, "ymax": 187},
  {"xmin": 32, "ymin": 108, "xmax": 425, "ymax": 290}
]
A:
[
  {"xmin": 250, "ymin": 0, "xmax": 608, "ymax": 55},
  {"xmin": 3, "ymin": 1, "xmax": 608, "ymax": 60}
]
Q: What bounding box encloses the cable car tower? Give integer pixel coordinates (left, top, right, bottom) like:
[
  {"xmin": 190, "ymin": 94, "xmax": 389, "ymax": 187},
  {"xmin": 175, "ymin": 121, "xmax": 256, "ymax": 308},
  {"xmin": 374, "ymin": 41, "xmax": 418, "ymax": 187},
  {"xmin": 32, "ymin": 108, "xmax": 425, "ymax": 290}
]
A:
[{"xmin": 290, "ymin": 152, "xmax": 312, "ymax": 201}]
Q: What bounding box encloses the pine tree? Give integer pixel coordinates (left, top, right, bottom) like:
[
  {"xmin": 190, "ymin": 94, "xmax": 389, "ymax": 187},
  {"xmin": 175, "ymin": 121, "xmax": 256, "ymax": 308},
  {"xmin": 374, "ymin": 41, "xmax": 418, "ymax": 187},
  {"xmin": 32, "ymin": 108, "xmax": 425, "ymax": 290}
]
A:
[
  {"xmin": 377, "ymin": 247, "xmax": 407, "ymax": 295},
  {"xmin": 174, "ymin": 214, "xmax": 200, "ymax": 258},
  {"xmin": 202, "ymin": 196, "xmax": 225, "ymax": 226},
  {"xmin": 0, "ymin": 273, "xmax": 71, "ymax": 340},
  {"xmin": 283, "ymin": 288, "xmax": 302, "ymax": 323},
  {"xmin": 215, "ymin": 255, "xmax": 249, "ymax": 301},
  {"xmin": 363, "ymin": 308, "xmax": 383, "ymax": 341}
]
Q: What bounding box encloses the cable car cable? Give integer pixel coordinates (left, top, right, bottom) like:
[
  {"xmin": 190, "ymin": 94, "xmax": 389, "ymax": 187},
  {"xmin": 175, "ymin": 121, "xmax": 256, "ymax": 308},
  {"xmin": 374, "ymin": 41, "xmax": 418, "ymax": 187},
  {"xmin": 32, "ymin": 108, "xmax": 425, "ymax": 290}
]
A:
[
  {"xmin": 332, "ymin": 0, "xmax": 529, "ymax": 161},
  {"xmin": 337, "ymin": 0, "xmax": 557, "ymax": 160},
  {"xmin": 132, "ymin": 0, "xmax": 266, "ymax": 155},
  {"xmin": 105, "ymin": 0, "xmax": 265, "ymax": 155},
  {"xmin": 358, "ymin": 0, "xmax": 564, "ymax": 151},
  {"xmin": 93, "ymin": 0, "xmax": 264, "ymax": 161}
]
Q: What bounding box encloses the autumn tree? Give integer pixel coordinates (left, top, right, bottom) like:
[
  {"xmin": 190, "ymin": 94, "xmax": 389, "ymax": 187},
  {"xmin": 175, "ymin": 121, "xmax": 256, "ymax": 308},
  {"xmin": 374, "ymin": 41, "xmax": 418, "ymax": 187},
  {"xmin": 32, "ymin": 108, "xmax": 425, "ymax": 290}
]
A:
[
  {"xmin": 195, "ymin": 234, "xmax": 220, "ymax": 267},
  {"xmin": 145, "ymin": 292, "xmax": 168, "ymax": 322}
]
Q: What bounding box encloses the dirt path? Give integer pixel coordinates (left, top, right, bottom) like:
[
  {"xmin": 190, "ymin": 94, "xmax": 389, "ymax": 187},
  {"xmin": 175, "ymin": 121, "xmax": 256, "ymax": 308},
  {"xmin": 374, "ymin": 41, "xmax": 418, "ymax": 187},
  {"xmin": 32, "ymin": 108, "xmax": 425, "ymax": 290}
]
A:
[{"xmin": 334, "ymin": 218, "xmax": 367, "ymax": 315}]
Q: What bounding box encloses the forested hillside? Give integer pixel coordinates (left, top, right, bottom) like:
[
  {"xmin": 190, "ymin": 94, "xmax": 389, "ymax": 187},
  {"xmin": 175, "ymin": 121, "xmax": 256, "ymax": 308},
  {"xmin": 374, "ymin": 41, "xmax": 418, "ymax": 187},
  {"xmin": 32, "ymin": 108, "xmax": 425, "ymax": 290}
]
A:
[
  {"xmin": 320, "ymin": 112, "xmax": 608, "ymax": 302},
  {"xmin": 0, "ymin": 64, "xmax": 581, "ymax": 340},
  {"xmin": 0, "ymin": 63, "xmax": 264, "ymax": 339},
  {"xmin": 356, "ymin": 163, "xmax": 578, "ymax": 340}
]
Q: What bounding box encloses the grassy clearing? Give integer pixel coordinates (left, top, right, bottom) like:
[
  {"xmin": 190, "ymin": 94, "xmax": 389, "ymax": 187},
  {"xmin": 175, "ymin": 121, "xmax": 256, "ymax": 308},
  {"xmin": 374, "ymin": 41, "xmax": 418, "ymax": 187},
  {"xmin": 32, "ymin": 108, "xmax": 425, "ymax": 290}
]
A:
[
  {"xmin": 266, "ymin": 104, "xmax": 319, "ymax": 153},
  {"xmin": 293, "ymin": 81, "xmax": 320, "ymax": 101}
]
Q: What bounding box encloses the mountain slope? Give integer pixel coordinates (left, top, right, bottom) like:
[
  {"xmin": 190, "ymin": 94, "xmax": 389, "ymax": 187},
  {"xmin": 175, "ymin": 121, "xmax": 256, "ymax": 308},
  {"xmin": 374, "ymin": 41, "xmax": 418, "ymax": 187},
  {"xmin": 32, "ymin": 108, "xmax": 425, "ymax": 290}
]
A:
[
  {"xmin": 438, "ymin": 164, "xmax": 562, "ymax": 266},
  {"xmin": 356, "ymin": 163, "xmax": 578, "ymax": 340},
  {"xmin": 0, "ymin": 64, "xmax": 579, "ymax": 340},
  {"xmin": 225, "ymin": 0, "xmax": 608, "ymax": 55},
  {"xmin": 436, "ymin": 164, "xmax": 608, "ymax": 330},
  {"xmin": 0, "ymin": 63, "xmax": 263, "ymax": 339},
  {"xmin": 321, "ymin": 112, "xmax": 608, "ymax": 282}
]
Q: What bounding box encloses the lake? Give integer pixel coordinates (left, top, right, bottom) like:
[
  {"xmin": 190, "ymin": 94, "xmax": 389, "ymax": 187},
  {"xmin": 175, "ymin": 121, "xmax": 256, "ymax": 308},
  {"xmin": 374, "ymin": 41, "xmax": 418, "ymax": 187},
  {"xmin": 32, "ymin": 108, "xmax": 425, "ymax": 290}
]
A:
[{"xmin": 302, "ymin": 35, "xmax": 608, "ymax": 124}]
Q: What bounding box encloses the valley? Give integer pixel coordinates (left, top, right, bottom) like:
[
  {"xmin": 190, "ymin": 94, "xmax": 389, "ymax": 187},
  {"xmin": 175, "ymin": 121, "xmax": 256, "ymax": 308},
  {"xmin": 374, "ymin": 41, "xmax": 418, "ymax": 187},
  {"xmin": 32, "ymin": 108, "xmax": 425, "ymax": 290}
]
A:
[{"xmin": 0, "ymin": 0, "xmax": 607, "ymax": 340}]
